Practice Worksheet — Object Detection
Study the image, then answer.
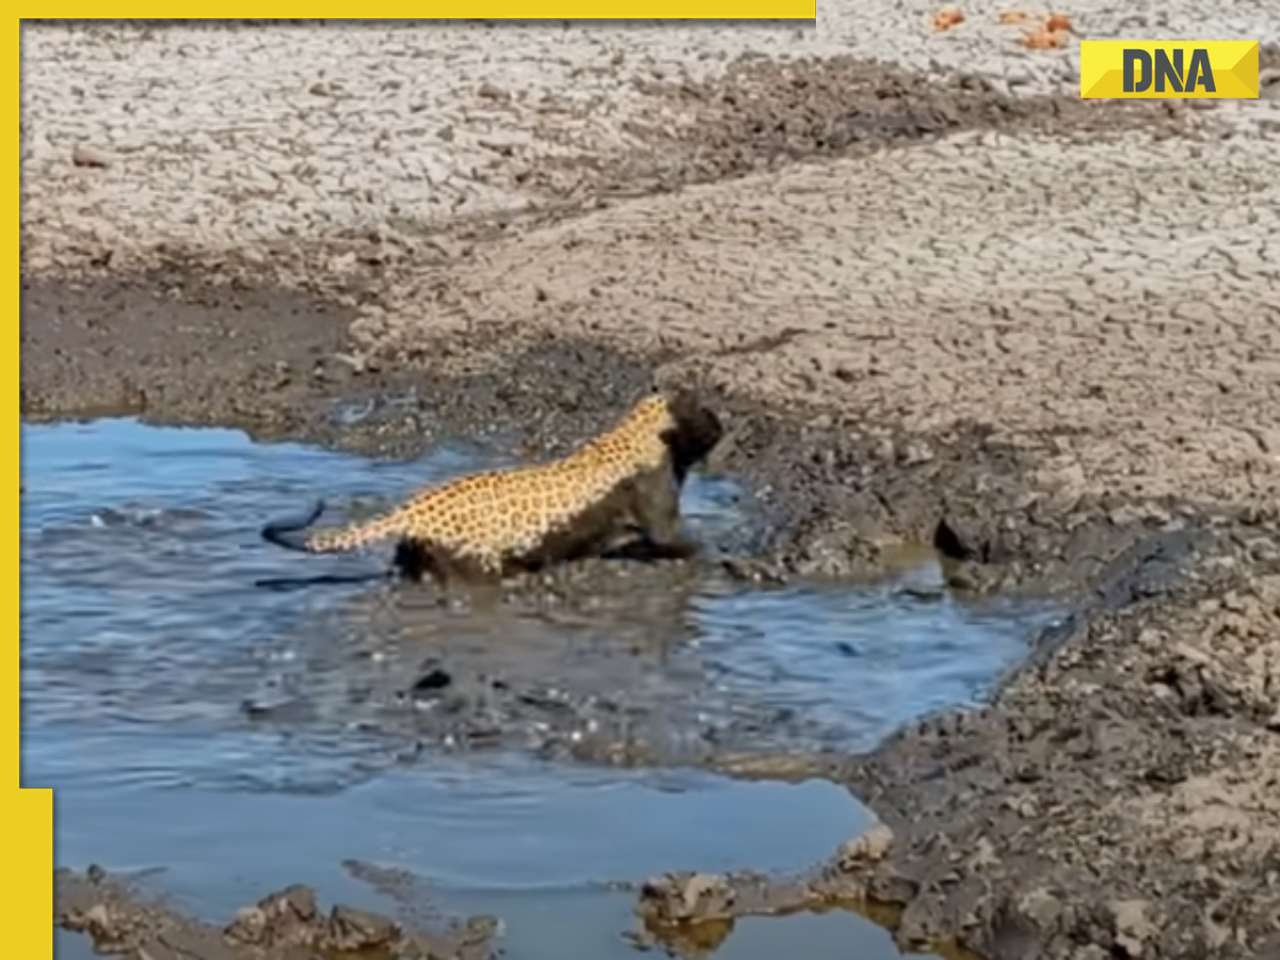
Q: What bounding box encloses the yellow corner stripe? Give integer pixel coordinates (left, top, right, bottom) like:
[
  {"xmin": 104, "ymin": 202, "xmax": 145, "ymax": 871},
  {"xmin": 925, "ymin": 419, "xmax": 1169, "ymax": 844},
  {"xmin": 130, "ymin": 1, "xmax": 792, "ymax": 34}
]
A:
[
  {"xmin": 19, "ymin": 3, "xmax": 815, "ymax": 16},
  {"xmin": 11, "ymin": 18, "xmax": 54, "ymax": 960}
]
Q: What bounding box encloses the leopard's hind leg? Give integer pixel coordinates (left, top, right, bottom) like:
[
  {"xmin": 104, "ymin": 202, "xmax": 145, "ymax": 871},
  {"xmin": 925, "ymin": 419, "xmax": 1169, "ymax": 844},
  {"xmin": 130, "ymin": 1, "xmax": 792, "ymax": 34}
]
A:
[{"xmin": 394, "ymin": 538, "xmax": 504, "ymax": 609}]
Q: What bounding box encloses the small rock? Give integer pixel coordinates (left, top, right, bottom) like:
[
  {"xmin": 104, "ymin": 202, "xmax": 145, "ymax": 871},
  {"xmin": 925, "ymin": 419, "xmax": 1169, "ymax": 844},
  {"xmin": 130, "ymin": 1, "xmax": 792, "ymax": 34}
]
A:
[
  {"xmin": 227, "ymin": 906, "xmax": 268, "ymax": 944},
  {"xmin": 327, "ymin": 905, "xmax": 398, "ymax": 950},
  {"xmin": 721, "ymin": 557, "xmax": 786, "ymax": 585},
  {"xmin": 477, "ymin": 81, "xmax": 509, "ymax": 101},
  {"xmin": 463, "ymin": 914, "xmax": 502, "ymax": 941},
  {"xmin": 225, "ymin": 884, "xmax": 318, "ymax": 945},
  {"xmin": 411, "ymin": 667, "xmax": 452, "ymax": 695},
  {"xmin": 969, "ymin": 835, "xmax": 1000, "ymax": 871},
  {"xmin": 1109, "ymin": 899, "xmax": 1155, "ymax": 957},
  {"xmin": 931, "ymin": 5, "xmax": 965, "ymax": 32},
  {"xmin": 84, "ymin": 904, "xmax": 111, "ymax": 931},
  {"xmin": 637, "ymin": 872, "xmax": 735, "ymax": 923},
  {"xmin": 72, "ymin": 144, "xmax": 111, "ymax": 168},
  {"xmin": 837, "ymin": 823, "xmax": 894, "ymax": 867},
  {"xmin": 332, "ymin": 352, "xmax": 367, "ymax": 374},
  {"xmin": 1006, "ymin": 888, "xmax": 1064, "ymax": 938},
  {"xmin": 680, "ymin": 873, "xmax": 729, "ymax": 916},
  {"xmin": 899, "ymin": 441, "xmax": 934, "ymax": 466},
  {"xmin": 1006, "ymin": 67, "xmax": 1033, "ymax": 88}
]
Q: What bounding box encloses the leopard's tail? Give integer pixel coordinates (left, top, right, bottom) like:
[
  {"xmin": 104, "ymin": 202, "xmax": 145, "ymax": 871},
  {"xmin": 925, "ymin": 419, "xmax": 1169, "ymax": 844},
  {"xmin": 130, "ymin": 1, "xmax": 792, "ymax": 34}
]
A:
[{"xmin": 261, "ymin": 499, "xmax": 413, "ymax": 554}]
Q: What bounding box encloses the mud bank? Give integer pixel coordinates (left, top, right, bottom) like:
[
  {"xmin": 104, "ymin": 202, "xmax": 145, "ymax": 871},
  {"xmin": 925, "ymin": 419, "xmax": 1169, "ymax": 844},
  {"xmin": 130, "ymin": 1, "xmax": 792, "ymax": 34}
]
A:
[
  {"xmin": 28, "ymin": 265, "xmax": 1280, "ymax": 959},
  {"xmin": 24, "ymin": 21, "xmax": 1280, "ymax": 960},
  {"xmin": 56, "ymin": 867, "xmax": 499, "ymax": 960},
  {"xmin": 637, "ymin": 526, "xmax": 1280, "ymax": 960}
]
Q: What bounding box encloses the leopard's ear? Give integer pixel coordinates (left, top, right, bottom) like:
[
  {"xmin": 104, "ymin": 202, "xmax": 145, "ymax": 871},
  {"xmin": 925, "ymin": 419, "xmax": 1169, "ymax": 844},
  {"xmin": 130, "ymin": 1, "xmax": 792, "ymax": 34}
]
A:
[{"xmin": 649, "ymin": 368, "xmax": 683, "ymax": 401}]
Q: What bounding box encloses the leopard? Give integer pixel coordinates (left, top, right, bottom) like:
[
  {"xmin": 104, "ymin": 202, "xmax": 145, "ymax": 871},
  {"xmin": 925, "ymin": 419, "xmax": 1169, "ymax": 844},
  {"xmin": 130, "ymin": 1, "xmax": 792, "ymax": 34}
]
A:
[{"xmin": 260, "ymin": 388, "xmax": 724, "ymax": 586}]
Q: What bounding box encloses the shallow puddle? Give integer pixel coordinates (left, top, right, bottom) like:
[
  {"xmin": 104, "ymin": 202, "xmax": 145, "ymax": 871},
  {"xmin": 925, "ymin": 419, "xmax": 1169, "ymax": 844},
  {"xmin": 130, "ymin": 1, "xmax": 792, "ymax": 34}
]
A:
[
  {"xmin": 24, "ymin": 418, "xmax": 1057, "ymax": 959},
  {"xmin": 50, "ymin": 760, "xmax": 879, "ymax": 960}
]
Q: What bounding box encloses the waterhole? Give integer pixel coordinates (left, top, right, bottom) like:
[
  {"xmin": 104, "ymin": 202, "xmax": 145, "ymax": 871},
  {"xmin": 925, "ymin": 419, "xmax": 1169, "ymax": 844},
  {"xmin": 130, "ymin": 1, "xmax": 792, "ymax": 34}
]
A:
[{"xmin": 24, "ymin": 418, "xmax": 1058, "ymax": 959}]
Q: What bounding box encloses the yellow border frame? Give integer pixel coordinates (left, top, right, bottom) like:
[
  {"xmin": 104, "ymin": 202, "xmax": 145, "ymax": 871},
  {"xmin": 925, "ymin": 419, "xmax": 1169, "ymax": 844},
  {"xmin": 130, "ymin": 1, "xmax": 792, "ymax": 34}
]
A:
[
  {"xmin": 8, "ymin": 15, "xmax": 1265, "ymax": 960},
  {"xmin": 12, "ymin": 13, "xmax": 815, "ymax": 958},
  {"xmin": 12, "ymin": 18, "xmax": 54, "ymax": 959}
]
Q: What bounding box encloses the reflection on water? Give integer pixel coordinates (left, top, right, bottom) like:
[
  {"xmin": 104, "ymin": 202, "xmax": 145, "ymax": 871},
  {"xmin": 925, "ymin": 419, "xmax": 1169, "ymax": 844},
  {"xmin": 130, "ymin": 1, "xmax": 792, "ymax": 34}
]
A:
[{"xmin": 24, "ymin": 418, "xmax": 1055, "ymax": 960}]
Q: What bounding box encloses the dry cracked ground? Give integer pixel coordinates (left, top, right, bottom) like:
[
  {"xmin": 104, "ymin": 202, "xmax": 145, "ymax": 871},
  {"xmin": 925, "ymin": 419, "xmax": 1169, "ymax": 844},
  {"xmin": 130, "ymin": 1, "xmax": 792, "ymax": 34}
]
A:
[{"xmin": 20, "ymin": 15, "xmax": 1280, "ymax": 960}]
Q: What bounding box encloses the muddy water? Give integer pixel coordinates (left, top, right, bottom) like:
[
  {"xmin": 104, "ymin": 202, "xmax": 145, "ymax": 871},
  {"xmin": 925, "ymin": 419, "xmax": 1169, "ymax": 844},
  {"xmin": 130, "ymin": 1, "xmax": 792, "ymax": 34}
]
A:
[{"xmin": 24, "ymin": 419, "xmax": 1057, "ymax": 959}]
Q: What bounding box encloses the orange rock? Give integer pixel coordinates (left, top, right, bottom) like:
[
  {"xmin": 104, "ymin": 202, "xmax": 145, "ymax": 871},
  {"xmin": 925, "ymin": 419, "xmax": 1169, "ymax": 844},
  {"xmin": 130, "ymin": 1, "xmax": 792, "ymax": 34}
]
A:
[
  {"xmin": 997, "ymin": 10, "xmax": 1029, "ymax": 24},
  {"xmin": 1044, "ymin": 13, "xmax": 1072, "ymax": 32},
  {"xmin": 1021, "ymin": 26, "xmax": 1069, "ymax": 49},
  {"xmin": 932, "ymin": 5, "xmax": 965, "ymax": 31}
]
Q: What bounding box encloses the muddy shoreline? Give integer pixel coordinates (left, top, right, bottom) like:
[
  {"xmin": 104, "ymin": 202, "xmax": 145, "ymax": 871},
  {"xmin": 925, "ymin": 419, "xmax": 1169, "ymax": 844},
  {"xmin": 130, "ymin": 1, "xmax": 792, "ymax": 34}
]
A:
[
  {"xmin": 56, "ymin": 866, "xmax": 501, "ymax": 960},
  {"xmin": 29, "ymin": 262, "xmax": 1280, "ymax": 960},
  {"xmin": 25, "ymin": 20, "xmax": 1280, "ymax": 960}
]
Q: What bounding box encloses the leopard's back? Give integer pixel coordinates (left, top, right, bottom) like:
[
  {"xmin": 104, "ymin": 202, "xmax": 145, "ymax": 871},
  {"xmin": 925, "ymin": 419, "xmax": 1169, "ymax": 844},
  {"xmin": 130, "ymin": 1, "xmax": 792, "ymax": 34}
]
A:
[{"xmin": 303, "ymin": 393, "xmax": 680, "ymax": 572}]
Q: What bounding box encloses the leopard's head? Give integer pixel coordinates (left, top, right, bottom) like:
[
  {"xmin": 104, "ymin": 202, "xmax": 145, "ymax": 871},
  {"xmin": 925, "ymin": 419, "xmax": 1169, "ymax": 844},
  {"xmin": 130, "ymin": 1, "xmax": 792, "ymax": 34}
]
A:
[{"xmin": 661, "ymin": 389, "xmax": 723, "ymax": 484}]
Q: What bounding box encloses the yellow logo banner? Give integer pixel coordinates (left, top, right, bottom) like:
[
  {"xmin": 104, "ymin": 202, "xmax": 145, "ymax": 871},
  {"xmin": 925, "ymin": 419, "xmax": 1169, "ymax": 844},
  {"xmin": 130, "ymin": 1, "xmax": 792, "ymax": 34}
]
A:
[{"xmin": 1080, "ymin": 40, "xmax": 1260, "ymax": 99}]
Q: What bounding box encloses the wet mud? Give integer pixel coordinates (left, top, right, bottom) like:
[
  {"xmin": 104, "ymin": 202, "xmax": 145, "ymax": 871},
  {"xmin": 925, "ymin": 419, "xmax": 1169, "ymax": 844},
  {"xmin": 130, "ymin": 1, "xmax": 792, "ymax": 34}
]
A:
[
  {"xmin": 28, "ymin": 417, "xmax": 1037, "ymax": 960},
  {"xmin": 25, "ymin": 23, "xmax": 1280, "ymax": 960},
  {"xmin": 56, "ymin": 867, "xmax": 499, "ymax": 960},
  {"xmin": 544, "ymin": 55, "xmax": 1197, "ymax": 203}
]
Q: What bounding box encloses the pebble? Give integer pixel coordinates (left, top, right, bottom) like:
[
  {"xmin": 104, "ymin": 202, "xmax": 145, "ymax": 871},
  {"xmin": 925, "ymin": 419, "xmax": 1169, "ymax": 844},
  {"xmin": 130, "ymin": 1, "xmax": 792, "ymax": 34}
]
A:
[{"xmin": 71, "ymin": 143, "xmax": 111, "ymax": 168}]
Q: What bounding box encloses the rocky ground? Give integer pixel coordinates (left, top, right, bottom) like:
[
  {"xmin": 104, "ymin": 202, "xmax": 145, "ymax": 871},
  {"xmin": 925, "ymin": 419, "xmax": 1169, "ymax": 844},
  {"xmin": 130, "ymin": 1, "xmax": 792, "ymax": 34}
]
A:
[
  {"xmin": 55, "ymin": 866, "xmax": 499, "ymax": 960},
  {"xmin": 23, "ymin": 17, "xmax": 1280, "ymax": 960}
]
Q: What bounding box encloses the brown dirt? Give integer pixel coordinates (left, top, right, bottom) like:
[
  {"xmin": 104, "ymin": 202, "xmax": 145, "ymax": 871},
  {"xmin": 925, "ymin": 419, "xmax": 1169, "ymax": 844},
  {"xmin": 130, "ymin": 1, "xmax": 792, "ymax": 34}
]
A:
[
  {"xmin": 24, "ymin": 27, "xmax": 1280, "ymax": 960},
  {"xmin": 55, "ymin": 867, "xmax": 499, "ymax": 960}
]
